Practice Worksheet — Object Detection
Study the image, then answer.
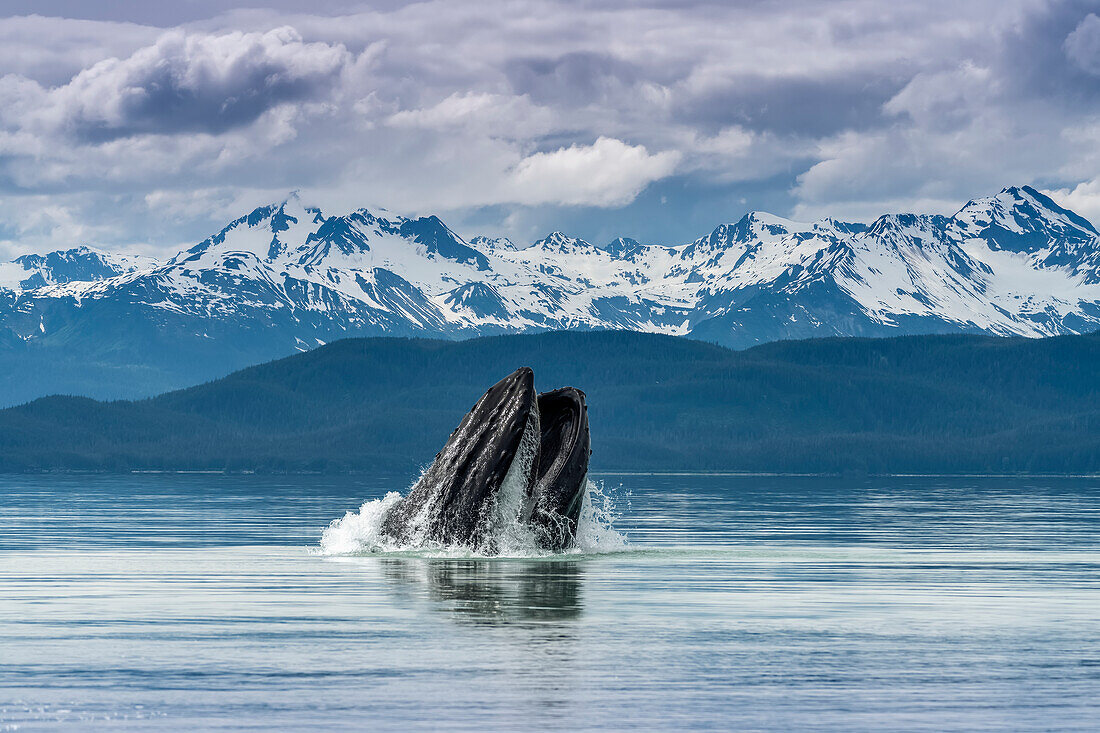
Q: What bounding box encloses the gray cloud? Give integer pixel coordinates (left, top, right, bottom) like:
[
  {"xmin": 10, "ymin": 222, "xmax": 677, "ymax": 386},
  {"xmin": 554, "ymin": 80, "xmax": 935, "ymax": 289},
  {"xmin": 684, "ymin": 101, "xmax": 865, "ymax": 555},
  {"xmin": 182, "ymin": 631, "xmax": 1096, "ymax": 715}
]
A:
[
  {"xmin": 505, "ymin": 52, "xmax": 653, "ymax": 107},
  {"xmin": 672, "ymin": 73, "xmax": 906, "ymax": 137},
  {"xmin": 998, "ymin": 0, "xmax": 1100, "ymax": 107},
  {"xmin": 1065, "ymin": 13, "xmax": 1100, "ymax": 75},
  {"xmin": 789, "ymin": 0, "xmax": 1100, "ymax": 221},
  {"xmin": 48, "ymin": 27, "xmax": 352, "ymax": 141}
]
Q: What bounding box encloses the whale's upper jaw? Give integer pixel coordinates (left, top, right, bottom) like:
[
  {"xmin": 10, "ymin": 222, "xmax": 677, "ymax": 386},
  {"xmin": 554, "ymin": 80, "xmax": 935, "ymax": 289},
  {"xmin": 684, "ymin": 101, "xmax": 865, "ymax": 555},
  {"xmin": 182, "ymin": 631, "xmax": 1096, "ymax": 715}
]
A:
[{"xmin": 380, "ymin": 366, "xmax": 539, "ymax": 548}]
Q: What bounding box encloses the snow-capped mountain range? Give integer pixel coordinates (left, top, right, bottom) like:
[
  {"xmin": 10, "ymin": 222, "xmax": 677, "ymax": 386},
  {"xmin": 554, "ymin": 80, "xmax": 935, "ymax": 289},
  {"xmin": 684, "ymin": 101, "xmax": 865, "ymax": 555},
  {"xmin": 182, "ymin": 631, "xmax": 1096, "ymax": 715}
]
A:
[{"xmin": 2, "ymin": 184, "xmax": 1099, "ymax": 403}]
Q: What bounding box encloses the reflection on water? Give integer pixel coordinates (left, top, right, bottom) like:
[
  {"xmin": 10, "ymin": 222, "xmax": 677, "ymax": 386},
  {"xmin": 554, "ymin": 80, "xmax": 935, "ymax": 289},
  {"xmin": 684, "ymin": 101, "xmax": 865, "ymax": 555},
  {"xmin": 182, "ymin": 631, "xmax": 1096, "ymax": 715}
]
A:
[
  {"xmin": 377, "ymin": 558, "xmax": 584, "ymax": 623},
  {"xmin": 2, "ymin": 473, "xmax": 1100, "ymax": 731}
]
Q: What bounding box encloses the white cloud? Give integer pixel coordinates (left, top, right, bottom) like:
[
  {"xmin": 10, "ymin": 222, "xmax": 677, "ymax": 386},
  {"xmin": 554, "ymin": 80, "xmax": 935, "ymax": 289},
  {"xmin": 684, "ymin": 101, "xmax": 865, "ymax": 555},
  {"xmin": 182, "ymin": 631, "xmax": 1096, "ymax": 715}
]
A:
[
  {"xmin": 0, "ymin": 194, "xmax": 135, "ymax": 259},
  {"xmin": 790, "ymin": 196, "xmax": 966, "ymax": 224},
  {"xmin": 883, "ymin": 63, "xmax": 995, "ymax": 130},
  {"xmin": 1046, "ymin": 179, "xmax": 1100, "ymax": 229},
  {"xmin": 386, "ymin": 92, "xmax": 554, "ymax": 138},
  {"xmin": 789, "ymin": 119, "xmax": 1055, "ymax": 219},
  {"xmin": 508, "ymin": 137, "xmax": 680, "ymax": 207}
]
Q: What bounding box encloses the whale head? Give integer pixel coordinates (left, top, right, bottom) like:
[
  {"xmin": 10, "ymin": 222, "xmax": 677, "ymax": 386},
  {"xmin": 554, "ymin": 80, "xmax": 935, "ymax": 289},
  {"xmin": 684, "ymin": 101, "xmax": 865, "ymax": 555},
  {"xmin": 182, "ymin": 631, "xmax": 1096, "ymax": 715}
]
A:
[{"xmin": 380, "ymin": 367, "xmax": 591, "ymax": 553}]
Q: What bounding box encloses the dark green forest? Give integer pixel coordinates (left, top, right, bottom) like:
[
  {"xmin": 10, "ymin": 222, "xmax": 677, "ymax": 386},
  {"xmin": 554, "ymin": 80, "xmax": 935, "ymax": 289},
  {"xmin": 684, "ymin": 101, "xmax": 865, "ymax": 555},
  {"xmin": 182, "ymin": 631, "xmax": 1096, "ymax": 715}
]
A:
[{"xmin": 2, "ymin": 329, "xmax": 1099, "ymax": 474}]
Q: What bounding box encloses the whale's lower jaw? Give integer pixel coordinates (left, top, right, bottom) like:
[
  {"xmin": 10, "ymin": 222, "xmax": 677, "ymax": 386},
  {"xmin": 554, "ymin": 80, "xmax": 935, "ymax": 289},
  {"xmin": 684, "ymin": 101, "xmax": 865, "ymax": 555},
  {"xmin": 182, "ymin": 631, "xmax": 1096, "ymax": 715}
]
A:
[
  {"xmin": 379, "ymin": 367, "xmax": 590, "ymax": 552},
  {"xmin": 528, "ymin": 387, "xmax": 591, "ymax": 551}
]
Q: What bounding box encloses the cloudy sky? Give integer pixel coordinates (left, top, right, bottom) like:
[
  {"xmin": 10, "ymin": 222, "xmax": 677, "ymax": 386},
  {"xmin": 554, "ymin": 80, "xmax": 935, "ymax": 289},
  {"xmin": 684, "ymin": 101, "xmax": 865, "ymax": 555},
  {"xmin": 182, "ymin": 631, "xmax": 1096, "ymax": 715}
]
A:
[{"xmin": 2, "ymin": 0, "xmax": 1100, "ymax": 256}]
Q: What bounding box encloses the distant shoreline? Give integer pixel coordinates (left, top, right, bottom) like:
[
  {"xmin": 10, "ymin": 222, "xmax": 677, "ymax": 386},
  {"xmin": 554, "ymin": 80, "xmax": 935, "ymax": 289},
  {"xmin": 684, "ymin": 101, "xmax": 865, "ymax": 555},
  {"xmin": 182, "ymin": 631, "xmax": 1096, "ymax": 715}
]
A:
[{"xmin": 5, "ymin": 468, "xmax": 1098, "ymax": 479}]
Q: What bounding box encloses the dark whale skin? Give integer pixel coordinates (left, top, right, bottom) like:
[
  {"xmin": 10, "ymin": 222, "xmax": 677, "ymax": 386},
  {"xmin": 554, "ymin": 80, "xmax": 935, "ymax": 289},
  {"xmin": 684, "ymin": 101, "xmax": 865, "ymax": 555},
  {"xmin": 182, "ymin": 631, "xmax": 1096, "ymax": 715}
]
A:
[
  {"xmin": 528, "ymin": 387, "xmax": 591, "ymax": 551},
  {"xmin": 380, "ymin": 367, "xmax": 540, "ymax": 548}
]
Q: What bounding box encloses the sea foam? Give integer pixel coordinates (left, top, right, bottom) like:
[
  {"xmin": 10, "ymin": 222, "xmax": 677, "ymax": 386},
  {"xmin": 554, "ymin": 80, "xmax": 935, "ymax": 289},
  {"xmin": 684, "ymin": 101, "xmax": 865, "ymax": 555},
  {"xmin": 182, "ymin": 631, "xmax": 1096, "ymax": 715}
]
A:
[{"xmin": 318, "ymin": 478, "xmax": 626, "ymax": 557}]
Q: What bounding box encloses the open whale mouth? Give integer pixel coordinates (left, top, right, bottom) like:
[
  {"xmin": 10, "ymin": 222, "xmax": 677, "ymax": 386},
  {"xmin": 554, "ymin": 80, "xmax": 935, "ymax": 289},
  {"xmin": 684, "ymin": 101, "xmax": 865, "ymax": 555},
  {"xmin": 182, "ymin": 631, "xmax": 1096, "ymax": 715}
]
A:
[
  {"xmin": 379, "ymin": 367, "xmax": 590, "ymax": 553},
  {"xmin": 528, "ymin": 386, "xmax": 590, "ymax": 549}
]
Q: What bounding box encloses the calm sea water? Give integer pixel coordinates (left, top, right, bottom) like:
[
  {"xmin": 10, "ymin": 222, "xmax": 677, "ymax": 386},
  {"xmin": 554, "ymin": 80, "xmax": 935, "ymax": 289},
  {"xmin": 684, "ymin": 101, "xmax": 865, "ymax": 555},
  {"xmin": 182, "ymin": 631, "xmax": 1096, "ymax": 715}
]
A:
[{"xmin": 2, "ymin": 473, "xmax": 1100, "ymax": 731}]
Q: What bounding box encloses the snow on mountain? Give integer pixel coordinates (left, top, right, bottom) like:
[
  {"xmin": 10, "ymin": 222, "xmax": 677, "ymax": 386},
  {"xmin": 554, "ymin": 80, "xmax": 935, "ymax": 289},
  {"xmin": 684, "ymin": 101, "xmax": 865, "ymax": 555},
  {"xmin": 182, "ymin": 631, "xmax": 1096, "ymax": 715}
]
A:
[
  {"xmin": 469, "ymin": 235, "xmax": 518, "ymax": 252},
  {"xmin": 4, "ymin": 185, "xmax": 1100, "ymax": 355},
  {"xmin": 954, "ymin": 186, "xmax": 1100, "ymax": 279},
  {"xmin": 0, "ymin": 246, "xmax": 156, "ymax": 291}
]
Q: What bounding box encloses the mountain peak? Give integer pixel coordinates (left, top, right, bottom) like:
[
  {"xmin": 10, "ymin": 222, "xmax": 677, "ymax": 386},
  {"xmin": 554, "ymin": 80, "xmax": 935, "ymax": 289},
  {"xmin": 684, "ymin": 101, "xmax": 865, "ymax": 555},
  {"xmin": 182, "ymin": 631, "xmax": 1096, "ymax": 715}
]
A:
[
  {"xmin": 470, "ymin": 235, "xmax": 517, "ymax": 252},
  {"xmin": 533, "ymin": 231, "xmax": 598, "ymax": 253},
  {"xmin": 742, "ymin": 210, "xmax": 796, "ymax": 226},
  {"xmin": 688, "ymin": 211, "xmax": 805, "ymax": 254},
  {"xmin": 867, "ymin": 212, "xmax": 949, "ymax": 236},
  {"xmin": 999, "ymin": 184, "xmax": 1044, "ymax": 199},
  {"xmin": 14, "ymin": 244, "xmax": 99, "ymax": 263},
  {"xmin": 394, "ymin": 216, "xmax": 490, "ymax": 271},
  {"xmin": 2, "ymin": 245, "xmax": 156, "ymax": 291},
  {"xmin": 814, "ymin": 217, "xmax": 869, "ymax": 236},
  {"xmin": 954, "ymin": 184, "xmax": 1100, "ymax": 258},
  {"xmin": 604, "ymin": 236, "xmax": 644, "ymax": 258},
  {"xmin": 731, "ymin": 211, "xmax": 804, "ymax": 241}
]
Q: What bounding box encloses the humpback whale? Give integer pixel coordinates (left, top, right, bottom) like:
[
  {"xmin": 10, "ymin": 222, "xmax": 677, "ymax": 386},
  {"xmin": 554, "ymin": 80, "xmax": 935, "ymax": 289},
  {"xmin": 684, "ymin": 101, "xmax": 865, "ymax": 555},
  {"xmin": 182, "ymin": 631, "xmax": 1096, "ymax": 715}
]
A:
[{"xmin": 380, "ymin": 367, "xmax": 590, "ymax": 552}]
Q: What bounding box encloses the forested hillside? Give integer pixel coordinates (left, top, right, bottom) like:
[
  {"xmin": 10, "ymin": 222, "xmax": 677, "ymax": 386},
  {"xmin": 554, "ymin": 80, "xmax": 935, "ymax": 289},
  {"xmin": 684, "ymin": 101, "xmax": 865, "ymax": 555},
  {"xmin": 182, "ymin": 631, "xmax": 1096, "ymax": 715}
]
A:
[{"xmin": 2, "ymin": 330, "xmax": 1098, "ymax": 474}]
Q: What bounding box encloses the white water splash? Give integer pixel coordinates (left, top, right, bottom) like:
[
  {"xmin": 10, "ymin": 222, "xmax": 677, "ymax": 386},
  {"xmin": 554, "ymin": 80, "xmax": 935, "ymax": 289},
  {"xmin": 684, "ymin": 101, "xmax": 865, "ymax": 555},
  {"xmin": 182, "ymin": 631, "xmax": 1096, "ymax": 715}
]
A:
[
  {"xmin": 318, "ymin": 478, "xmax": 626, "ymax": 557},
  {"xmin": 574, "ymin": 478, "xmax": 628, "ymax": 553},
  {"xmin": 316, "ymin": 491, "xmax": 405, "ymax": 555}
]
